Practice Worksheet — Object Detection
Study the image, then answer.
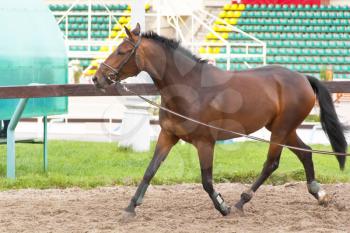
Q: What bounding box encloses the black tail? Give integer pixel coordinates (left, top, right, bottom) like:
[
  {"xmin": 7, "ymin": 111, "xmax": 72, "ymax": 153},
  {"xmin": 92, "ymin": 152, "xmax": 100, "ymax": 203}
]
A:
[{"xmin": 306, "ymin": 75, "xmax": 348, "ymax": 170}]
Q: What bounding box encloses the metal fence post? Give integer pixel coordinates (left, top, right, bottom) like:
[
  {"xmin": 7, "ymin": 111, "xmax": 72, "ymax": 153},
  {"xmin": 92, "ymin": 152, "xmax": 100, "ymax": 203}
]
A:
[
  {"xmin": 6, "ymin": 98, "xmax": 29, "ymax": 179},
  {"xmin": 43, "ymin": 116, "xmax": 48, "ymax": 172}
]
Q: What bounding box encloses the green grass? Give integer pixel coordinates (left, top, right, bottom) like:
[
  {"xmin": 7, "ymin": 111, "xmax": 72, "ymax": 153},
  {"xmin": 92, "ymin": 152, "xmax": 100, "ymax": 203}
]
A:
[
  {"xmin": 305, "ymin": 114, "xmax": 320, "ymax": 122},
  {"xmin": 0, "ymin": 141, "xmax": 349, "ymax": 190}
]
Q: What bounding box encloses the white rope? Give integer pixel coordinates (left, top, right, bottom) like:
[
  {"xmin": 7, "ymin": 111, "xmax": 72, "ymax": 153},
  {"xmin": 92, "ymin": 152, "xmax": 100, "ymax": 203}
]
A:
[{"xmin": 116, "ymin": 82, "xmax": 349, "ymax": 157}]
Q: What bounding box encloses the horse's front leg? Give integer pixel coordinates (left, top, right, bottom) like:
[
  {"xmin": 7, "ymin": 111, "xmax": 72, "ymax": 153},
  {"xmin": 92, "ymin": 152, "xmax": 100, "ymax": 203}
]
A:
[
  {"xmin": 124, "ymin": 130, "xmax": 179, "ymax": 216},
  {"xmin": 195, "ymin": 140, "xmax": 231, "ymax": 216}
]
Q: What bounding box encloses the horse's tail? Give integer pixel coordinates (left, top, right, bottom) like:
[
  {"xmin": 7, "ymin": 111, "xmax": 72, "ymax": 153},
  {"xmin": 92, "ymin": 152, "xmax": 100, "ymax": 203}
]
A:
[{"xmin": 306, "ymin": 75, "xmax": 348, "ymax": 170}]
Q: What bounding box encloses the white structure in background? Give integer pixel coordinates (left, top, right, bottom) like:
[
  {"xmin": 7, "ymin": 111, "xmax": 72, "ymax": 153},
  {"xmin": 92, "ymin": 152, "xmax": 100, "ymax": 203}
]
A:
[
  {"xmin": 68, "ymin": 59, "xmax": 83, "ymax": 84},
  {"xmin": 118, "ymin": 0, "xmax": 153, "ymax": 151}
]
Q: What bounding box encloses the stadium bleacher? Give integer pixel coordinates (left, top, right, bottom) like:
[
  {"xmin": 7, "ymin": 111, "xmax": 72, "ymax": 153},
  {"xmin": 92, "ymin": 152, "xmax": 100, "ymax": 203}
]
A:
[
  {"xmin": 49, "ymin": 3, "xmax": 349, "ymax": 79},
  {"xmin": 51, "ymin": 3, "xmax": 134, "ymax": 40},
  {"xmin": 201, "ymin": 3, "xmax": 350, "ymax": 79}
]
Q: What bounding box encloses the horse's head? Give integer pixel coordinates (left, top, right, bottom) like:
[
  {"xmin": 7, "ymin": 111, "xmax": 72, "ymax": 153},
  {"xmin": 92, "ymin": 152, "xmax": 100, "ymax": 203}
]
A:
[{"xmin": 93, "ymin": 23, "xmax": 142, "ymax": 89}]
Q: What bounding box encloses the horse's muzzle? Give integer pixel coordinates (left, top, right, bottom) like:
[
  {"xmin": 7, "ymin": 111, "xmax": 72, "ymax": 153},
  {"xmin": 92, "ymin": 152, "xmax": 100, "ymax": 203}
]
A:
[{"xmin": 92, "ymin": 76, "xmax": 103, "ymax": 89}]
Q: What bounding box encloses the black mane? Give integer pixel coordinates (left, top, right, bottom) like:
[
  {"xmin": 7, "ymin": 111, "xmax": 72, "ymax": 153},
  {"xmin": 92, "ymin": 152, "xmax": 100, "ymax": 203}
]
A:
[{"xmin": 141, "ymin": 31, "xmax": 208, "ymax": 64}]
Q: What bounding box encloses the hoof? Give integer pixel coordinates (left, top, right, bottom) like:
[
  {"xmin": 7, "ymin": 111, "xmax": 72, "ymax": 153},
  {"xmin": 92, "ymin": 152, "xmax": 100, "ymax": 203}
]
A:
[
  {"xmin": 119, "ymin": 207, "xmax": 136, "ymax": 222},
  {"xmin": 234, "ymin": 198, "xmax": 246, "ymax": 212},
  {"xmin": 318, "ymin": 190, "xmax": 332, "ymax": 207},
  {"xmin": 220, "ymin": 205, "xmax": 231, "ymax": 216},
  {"xmin": 119, "ymin": 209, "xmax": 136, "ymax": 222},
  {"xmin": 232, "ymin": 204, "xmax": 245, "ymax": 216},
  {"xmin": 212, "ymin": 192, "xmax": 231, "ymax": 216}
]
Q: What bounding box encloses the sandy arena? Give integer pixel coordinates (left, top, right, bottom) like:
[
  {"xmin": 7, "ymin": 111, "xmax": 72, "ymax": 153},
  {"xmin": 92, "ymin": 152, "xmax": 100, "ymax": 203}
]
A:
[{"xmin": 0, "ymin": 183, "xmax": 349, "ymax": 233}]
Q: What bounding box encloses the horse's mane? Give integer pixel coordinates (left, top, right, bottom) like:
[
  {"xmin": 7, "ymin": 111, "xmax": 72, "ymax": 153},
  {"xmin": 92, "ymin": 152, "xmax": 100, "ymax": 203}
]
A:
[{"xmin": 141, "ymin": 31, "xmax": 208, "ymax": 64}]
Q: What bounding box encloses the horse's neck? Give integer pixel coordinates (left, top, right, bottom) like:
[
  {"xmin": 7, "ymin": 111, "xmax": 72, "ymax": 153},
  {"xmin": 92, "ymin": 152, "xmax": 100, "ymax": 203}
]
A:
[
  {"xmin": 145, "ymin": 47, "xmax": 202, "ymax": 92},
  {"xmin": 141, "ymin": 42, "xmax": 231, "ymax": 108}
]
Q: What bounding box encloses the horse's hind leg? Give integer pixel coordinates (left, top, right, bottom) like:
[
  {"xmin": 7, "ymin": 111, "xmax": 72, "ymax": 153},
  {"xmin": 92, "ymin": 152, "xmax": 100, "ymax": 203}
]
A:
[
  {"xmin": 195, "ymin": 140, "xmax": 231, "ymax": 216},
  {"xmin": 234, "ymin": 133, "xmax": 284, "ymax": 211},
  {"xmin": 286, "ymin": 131, "xmax": 330, "ymax": 205}
]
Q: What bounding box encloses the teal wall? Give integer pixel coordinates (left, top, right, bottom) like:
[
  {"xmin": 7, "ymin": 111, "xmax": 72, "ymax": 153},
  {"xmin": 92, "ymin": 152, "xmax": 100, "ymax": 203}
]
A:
[{"xmin": 0, "ymin": 0, "xmax": 68, "ymax": 119}]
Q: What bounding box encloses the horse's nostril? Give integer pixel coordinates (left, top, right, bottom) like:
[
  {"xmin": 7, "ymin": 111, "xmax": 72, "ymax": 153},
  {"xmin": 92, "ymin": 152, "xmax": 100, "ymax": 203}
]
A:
[{"xmin": 92, "ymin": 76, "xmax": 102, "ymax": 88}]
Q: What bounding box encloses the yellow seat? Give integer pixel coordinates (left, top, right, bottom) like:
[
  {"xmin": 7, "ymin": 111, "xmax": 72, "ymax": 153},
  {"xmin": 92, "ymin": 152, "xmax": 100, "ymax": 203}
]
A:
[
  {"xmin": 229, "ymin": 18, "xmax": 238, "ymax": 25},
  {"xmin": 91, "ymin": 60, "xmax": 99, "ymax": 66},
  {"xmin": 215, "ymin": 19, "xmax": 224, "ymax": 25},
  {"xmin": 120, "ymin": 32, "xmax": 127, "ymax": 38},
  {"xmin": 100, "ymin": 46, "xmax": 109, "ymax": 52},
  {"xmin": 85, "ymin": 69, "xmax": 96, "ymax": 76},
  {"xmin": 113, "ymin": 24, "xmax": 122, "ymax": 31},
  {"xmin": 219, "ymin": 11, "xmax": 226, "ymax": 18},
  {"xmin": 230, "ymin": 4, "xmax": 238, "ymax": 11},
  {"xmin": 233, "ymin": 11, "xmax": 241, "ymax": 18},
  {"xmin": 226, "ymin": 11, "xmax": 234, "ymax": 18},
  {"xmin": 213, "ymin": 47, "xmax": 220, "ymax": 54},
  {"xmin": 119, "ymin": 16, "xmax": 127, "ymax": 24},
  {"xmin": 207, "ymin": 47, "xmax": 213, "ymax": 53},
  {"xmin": 145, "ymin": 3, "xmax": 151, "ymax": 10},
  {"xmin": 216, "ymin": 25, "xmax": 221, "ymax": 32},
  {"xmin": 198, "ymin": 47, "xmax": 206, "ymax": 54},
  {"xmin": 223, "ymin": 4, "xmax": 231, "ymax": 11},
  {"xmin": 127, "ymin": 5, "xmax": 131, "ymax": 10},
  {"xmin": 206, "ymin": 33, "xmax": 215, "ymax": 40},
  {"xmin": 238, "ymin": 4, "xmax": 245, "ymax": 11},
  {"xmin": 219, "ymin": 25, "xmax": 225, "ymax": 32},
  {"xmin": 212, "ymin": 25, "xmax": 220, "ymax": 31},
  {"xmin": 221, "ymin": 32, "xmax": 229, "ymax": 39},
  {"xmin": 110, "ymin": 31, "xmax": 118, "ymax": 38}
]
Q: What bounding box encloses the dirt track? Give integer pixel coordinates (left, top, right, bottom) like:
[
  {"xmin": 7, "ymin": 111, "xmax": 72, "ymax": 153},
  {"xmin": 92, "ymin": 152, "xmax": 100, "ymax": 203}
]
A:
[{"xmin": 0, "ymin": 183, "xmax": 349, "ymax": 233}]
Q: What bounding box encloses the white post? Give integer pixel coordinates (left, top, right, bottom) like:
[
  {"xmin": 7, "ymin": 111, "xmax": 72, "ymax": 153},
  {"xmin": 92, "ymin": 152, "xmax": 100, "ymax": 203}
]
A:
[
  {"xmin": 118, "ymin": 0, "xmax": 153, "ymax": 152},
  {"xmin": 87, "ymin": 0, "xmax": 92, "ymax": 42}
]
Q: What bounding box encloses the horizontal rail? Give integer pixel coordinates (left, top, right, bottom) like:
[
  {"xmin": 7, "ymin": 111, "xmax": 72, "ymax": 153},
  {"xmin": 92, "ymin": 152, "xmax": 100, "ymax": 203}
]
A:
[
  {"xmin": 323, "ymin": 81, "xmax": 350, "ymax": 93},
  {"xmin": 0, "ymin": 81, "xmax": 349, "ymax": 99},
  {"xmin": 0, "ymin": 84, "xmax": 158, "ymax": 99}
]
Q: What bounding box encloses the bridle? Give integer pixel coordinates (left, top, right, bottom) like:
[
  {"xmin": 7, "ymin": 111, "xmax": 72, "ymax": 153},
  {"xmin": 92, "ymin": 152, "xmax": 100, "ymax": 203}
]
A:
[{"xmin": 100, "ymin": 35, "xmax": 142, "ymax": 84}]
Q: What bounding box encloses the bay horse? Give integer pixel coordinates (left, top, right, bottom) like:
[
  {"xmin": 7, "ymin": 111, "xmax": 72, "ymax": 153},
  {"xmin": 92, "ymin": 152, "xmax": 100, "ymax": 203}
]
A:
[{"xmin": 93, "ymin": 23, "xmax": 347, "ymax": 216}]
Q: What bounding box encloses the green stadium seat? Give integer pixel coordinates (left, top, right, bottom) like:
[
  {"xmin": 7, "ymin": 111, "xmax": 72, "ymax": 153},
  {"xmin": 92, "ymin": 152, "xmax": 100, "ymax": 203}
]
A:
[
  {"xmin": 217, "ymin": 63, "xmax": 226, "ymax": 70},
  {"xmin": 274, "ymin": 4, "xmax": 282, "ymax": 11},
  {"xmin": 216, "ymin": 58, "xmax": 226, "ymax": 63},
  {"xmin": 68, "ymin": 17, "xmax": 76, "ymax": 23},
  {"xmin": 91, "ymin": 46, "xmax": 100, "ymax": 51},
  {"xmin": 78, "ymin": 24, "xmax": 87, "ymax": 30},
  {"xmin": 73, "ymin": 4, "xmax": 88, "ymax": 11},
  {"xmin": 267, "ymin": 4, "xmax": 274, "ymax": 10},
  {"xmin": 260, "ymin": 4, "xmax": 267, "ymax": 10},
  {"xmin": 219, "ymin": 47, "xmax": 226, "ymax": 53},
  {"xmin": 80, "ymin": 60, "xmax": 91, "ymax": 67}
]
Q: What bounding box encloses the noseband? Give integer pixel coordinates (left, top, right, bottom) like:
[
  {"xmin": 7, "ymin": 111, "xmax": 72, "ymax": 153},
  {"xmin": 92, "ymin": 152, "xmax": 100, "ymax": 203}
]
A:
[{"xmin": 101, "ymin": 36, "xmax": 142, "ymax": 84}]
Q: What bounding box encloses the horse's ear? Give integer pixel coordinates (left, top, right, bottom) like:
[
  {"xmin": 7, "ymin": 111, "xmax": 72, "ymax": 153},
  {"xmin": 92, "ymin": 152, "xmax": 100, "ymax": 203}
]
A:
[
  {"xmin": 124, "ymin": 26, "xmax": 132, "ymax": 38},
  {"xmin": 131, "ymin": 22, "xmax": 141, "ymax": 36}
]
